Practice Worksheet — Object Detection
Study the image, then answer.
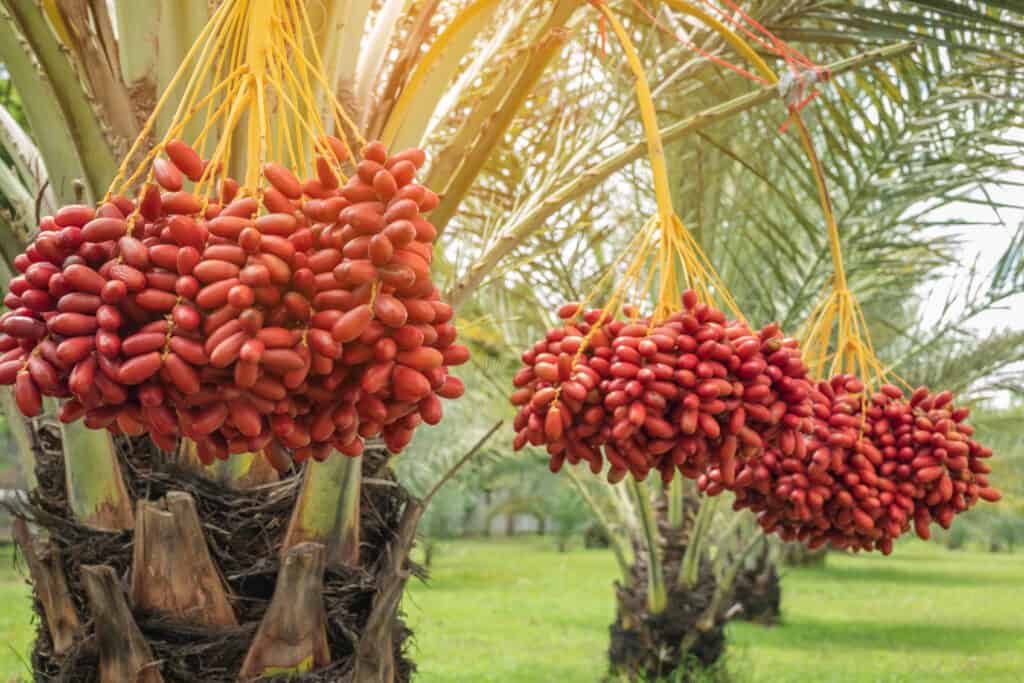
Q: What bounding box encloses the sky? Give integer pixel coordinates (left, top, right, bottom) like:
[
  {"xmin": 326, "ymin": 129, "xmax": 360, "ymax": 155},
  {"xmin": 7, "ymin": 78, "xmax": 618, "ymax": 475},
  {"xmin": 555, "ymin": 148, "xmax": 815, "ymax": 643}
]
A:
[{"xmin": 921, "ymin": 171, "xmax": 1024, "ymax": 334}]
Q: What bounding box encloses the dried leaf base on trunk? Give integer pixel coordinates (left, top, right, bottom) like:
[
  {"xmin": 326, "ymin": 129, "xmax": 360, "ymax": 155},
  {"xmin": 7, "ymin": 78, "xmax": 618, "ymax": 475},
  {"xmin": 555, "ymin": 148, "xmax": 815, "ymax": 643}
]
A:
[
  {"xmin": 206, "ymin": 451, "xmax": 282, "ymax": 490},
  {"xmin": 12, "ymin": 519, "xmax": 80, "ymax": 657},
  {"xmin": 81, "ymin": 565, "xmax": 164, "ymax": 683},
  {"xmin": 19, "ymin": 424, "xmax": 417, "ymax": 682},
  {"xmin": 239, "ymin": 543, "xmax": 330, "ymax": 680},
  {"xmin": 130, "ymin": 492, "xmax": 237, "ymax": 627},
  {"xmin": 608, "ymin": 527, "xmax": 726, "ymax": 682}
]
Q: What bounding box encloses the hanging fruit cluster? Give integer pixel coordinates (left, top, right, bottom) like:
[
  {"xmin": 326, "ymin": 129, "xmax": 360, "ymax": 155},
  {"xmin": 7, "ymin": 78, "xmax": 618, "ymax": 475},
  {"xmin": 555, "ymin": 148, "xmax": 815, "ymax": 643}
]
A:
[
  {"xmin": 0, "ymin": 138, "xmax": 467, "ymax": 466},
  {"xmin": 512, "ymin": 292, "xmax": 814, "ymax": 485},
  {"xmin": 511, "ymin": 0, "xmax": 1002, "ymax": 554},
  {"xmin": 510, "ymin": 292, "xmax": 1000, "ymax": 553},
  {"xmin": 728, "ymin": 377, "xmax": 999, "ymax": 553}
]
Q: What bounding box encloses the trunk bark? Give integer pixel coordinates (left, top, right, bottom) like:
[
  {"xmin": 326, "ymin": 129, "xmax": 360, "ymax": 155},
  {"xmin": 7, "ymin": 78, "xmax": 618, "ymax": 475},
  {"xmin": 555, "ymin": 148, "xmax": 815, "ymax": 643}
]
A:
[
  {"xmin": 16, "ymin": 422, "xmax": 420, "ymax": 682},
  {"xmin": 607, "ymin": 507, "xmax": 726, "ymax": 681}
]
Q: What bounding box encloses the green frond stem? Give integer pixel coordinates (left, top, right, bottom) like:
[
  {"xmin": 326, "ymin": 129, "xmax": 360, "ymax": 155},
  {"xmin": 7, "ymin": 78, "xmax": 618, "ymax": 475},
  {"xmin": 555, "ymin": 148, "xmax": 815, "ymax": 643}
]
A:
[
  {"xmin": 365, "ymin": 0, "xmax": 443, "ymax": 141},
  {"xmin": 567, "ymin": 468, "xmax": 632, "ymax": 577},
  {"xmin": 379, "ymin": 0, "xmax": 503, "ymax": 150},
  {"xmin": 205, "ymin": 450, "xmax": 279, "ymax": 489},
  {"xmin": 0, "ymin": 213, "xmax": 28, "ymax": 281},
  {"xmin": 681, "ymin": 531, "xmax": 765, "ymax": 652},
  {"xmin": 2, "ymin": 0, "xmax": 117, "ymax": 199},
  {"xmin": 0, "ymin": 159, "xmax": 34, "ymax": 229},
  {"xmin": 711, "ymin": 511, "xmax": 751, "ymax": 578},
  {"xmin": 629, "ymin": 478, "xmax": 667, "ymax": 615},
  {"xmin": 310, "ymin": 0, "xmax": 371, "ymax": 125},
  {"xmin": 60, "ymin": 422, "xmax": 134, "ymax": 531},
  {"xmin": 425, "ymin": 0, "xmax": 579, "ymax": 235},
  {"xmin": 0, "ymin": 5, "xmax": 92, "ymax": 203},
  {"xmin": 667, "ymin": 475, "xmax": 684, "ymax": 529},
  {"xmin": 156, "ymin": 0, "xmax": 210, "ymax": 140},
  {"xmin": 446, "ymin": 40, "xmax": 917, "ymax": 310},
  {"xmin": 353, "ymin": 0, "xmax": 413, "ymax": 131},
  {"xmin": 335, "ymin": 456, "xmax": 362, "ymax": 567},
  {"xmin": 679, "ymin": 495, "xmax": 719, "ymax": 590},
  {"xmin": 0, "ymin": 105, "xmax": 55, "ymax": 213},
  {"xmin": 421, "ymin": 29, "xmax": 528, "ymax": 220},
  {"xmin": 114, "ymin": 0, "xmax": 158, "ymax": 86},
  {"xmin": 282, "ymin": 453, "xmax": 362, "ymax": 569},
  {"xmin": 419, "ymin": 0, "xmax": 536, "ymax": 150}
]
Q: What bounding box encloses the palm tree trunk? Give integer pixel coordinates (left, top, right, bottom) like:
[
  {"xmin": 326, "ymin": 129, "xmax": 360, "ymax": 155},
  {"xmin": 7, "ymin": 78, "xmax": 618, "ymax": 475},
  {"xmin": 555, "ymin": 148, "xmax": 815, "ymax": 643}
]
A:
[
  {"xmin": 17, "ymin": 422, "xmax": 419, "ymax": 682},
  {"xmin": 732, "ymin": 541, "xmax": 781, "ymax": 625},
  {"xmin": 780, "ymin": 541, "xmax": 828, "ymax": 567},
  {"xmin": 608, "ymin": 527, "xmax": 726, "ymax": 680},
  {"xmin": 607, "ymin": 493, "xmax": 726, "ymax": 681}
]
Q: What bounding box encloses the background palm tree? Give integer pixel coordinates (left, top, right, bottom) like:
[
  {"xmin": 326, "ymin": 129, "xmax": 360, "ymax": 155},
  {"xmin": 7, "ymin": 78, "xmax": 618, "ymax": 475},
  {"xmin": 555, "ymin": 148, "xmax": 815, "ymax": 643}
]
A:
[
  {"xmin": 444, "ymin": 2, "xmax": 1024, "ymax": 679},
  {"xmin": 0, "ymin": 1, "xmax": 1022, "ymax": 681}
]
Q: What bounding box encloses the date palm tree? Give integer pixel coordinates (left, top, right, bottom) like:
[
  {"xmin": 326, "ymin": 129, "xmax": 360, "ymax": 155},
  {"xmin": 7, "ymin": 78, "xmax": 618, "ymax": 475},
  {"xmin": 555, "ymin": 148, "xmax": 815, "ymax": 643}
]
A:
[
  {"xmin": 1, "ymin": 1, "xmax": 1022, "ymax": 681},
  {"xmin": 451, "ymin": 2, "xmax": 1024, "ymax": 679}
]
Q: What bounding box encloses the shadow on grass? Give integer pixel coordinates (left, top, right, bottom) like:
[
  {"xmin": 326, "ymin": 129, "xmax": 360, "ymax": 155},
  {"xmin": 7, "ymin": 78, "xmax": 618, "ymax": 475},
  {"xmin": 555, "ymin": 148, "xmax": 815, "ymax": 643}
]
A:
[
  {"xmin": 792, "ymin": 563, "xmax": 1020, "ymax": 589},
  {"xmin": 416, "ymin": 569, "xmax": 540, "ymax": 594},
  {"xmin": 743, "ymin": 616, "xmax": 1020, "ymax": 654}
]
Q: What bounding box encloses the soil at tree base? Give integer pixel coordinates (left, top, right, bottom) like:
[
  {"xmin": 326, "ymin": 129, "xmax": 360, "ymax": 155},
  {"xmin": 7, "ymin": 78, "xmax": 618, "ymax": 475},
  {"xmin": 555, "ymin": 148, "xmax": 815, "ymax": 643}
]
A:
[{"xmin": 18, "ymin": 424, "xmax": 416, "ymax": 682}]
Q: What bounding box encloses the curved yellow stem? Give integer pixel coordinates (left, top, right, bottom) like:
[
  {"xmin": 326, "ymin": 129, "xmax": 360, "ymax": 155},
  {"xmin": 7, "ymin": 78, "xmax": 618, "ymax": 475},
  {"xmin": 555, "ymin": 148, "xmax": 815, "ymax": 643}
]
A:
[
  {"xmin": 660, "ymin": 0, "xmax": 776, "ymax": 83},
  {"xmin": 380, "ymin": 0, "xmax": 504, "ymax": 148},
  {"xmin": 105, "ymin": 0, "xmax": 235, "ymax": 198},
  {"xmin": 596, "ymin": 4, "xmax": 675, "ymax": 224},
  {"xmin": 656, "ymin": 1, "xmax": 864, "ymax": 379},
  {"xmin": 109, "ymin": 0, "xmax": 361, "ymax": 205},
  {"xmin": 571, "ymin": 2, "xmax": 751, "ymax": 324},
  {"xmin": 794, "ymin": 118, "xmax": 847, "ymax": 289},
  {"xmin": 244, "ymin": 0, "xmax": 275, "ymax": 187},
  {"xmin": 659, "ymin": 0, "xmax": 848, "ymax": 291}
]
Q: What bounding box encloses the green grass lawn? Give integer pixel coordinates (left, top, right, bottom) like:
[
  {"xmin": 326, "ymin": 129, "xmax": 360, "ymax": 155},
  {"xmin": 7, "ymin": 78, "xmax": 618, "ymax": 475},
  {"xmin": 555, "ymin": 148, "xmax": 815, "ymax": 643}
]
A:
[
  {"xmin": 0, "ymin": 545, "xmax": 34, "ymax": 680},
  {"xmin": 406, "ymin": 538, "xmax": 1023, "ymax": 682},
  {"xmin": 406, "ymin": 537, "xmax": 618, "ymax": 682},
  {"xmin": 0, "ymin": 538, "xmax": 1021, "ymax": 681},
  {"xmin": 726, "ymin": 541, "xmax": 1024, "ymax": 683}
]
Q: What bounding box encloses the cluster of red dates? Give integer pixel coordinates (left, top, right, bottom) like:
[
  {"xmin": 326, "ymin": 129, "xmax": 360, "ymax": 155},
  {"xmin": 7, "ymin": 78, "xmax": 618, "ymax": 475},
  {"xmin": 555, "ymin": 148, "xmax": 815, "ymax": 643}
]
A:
[
  {"xmin": 0, "ymin": 138, "xmax": 467, "ymax": 468},
  {"xmin": 511, "ymin": 293, "xmax": 998, "ymax": 553}
]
